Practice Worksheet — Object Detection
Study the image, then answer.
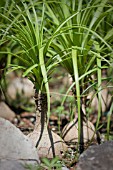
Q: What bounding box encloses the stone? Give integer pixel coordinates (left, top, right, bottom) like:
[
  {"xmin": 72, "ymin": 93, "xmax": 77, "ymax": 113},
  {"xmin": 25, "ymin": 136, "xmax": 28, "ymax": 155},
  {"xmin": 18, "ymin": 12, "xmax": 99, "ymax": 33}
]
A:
[
  {"xmin": 0, "ymin": 160, "xmax": 26, "ymax": 170},
  {"xmin": 87, "ymin": 87, "xmax": 111, "ymax": 113},
  {"xmin": 7, "ymin": 78, "xmax": 34, "ymax": 100},
  {"xmin": 28, "ymin": 127, "xmax": 68, "ymax": 159},
  {"xmin": 0, "ymin": 118, "xmax": 40, "ymax": 164},
  {"xmin": 77, "ymin": 141, "xmax": 113, "ymax": 170},
  {"xmin": 0, "ymin": 102, "xmax": 15, "ymax": 121},
  {"xmin": 62, "ymin": 118, "xmax": 96, "ymax": 143}
]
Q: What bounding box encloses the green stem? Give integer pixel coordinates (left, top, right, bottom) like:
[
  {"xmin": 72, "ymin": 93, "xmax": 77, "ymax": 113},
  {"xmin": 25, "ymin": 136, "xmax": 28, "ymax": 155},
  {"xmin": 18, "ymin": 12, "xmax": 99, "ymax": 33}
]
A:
[
  {"xmin": 96, "ymin": 55, "xmax": 102, "ymax": 129},
  {"xmin": 72, "ymin": 47, "xmax": 84, "ymax": 153},
  {"xmin": 107, "ymin": 103, "xmax": 113, "ymax": 140}
]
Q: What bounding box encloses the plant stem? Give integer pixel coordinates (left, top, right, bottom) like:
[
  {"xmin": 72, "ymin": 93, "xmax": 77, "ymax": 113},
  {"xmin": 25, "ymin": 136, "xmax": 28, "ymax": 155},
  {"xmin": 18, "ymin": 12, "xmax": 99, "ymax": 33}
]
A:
[
  {"xmin": 34, "ymin": 90, "xmax": 47, "ymax": 147},
  {"xmin": 72, "ymin": 47, "xmax": 84, "ymax": 154},
  {"xmin": 96, "ymin": 55, "xmax": 102, "ymax": 130},
  {"xmin": 107, "ymin": 103, "xmax": 113, "ymax": 140},
  {"xmin": 34, "ymin": 89, "xmax": 56, "ymax": 157}
]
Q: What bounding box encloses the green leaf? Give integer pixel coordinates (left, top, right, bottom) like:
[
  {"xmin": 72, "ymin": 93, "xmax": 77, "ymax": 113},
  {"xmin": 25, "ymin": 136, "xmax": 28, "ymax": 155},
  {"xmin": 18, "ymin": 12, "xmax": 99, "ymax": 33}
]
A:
[
  {"xmin": 50, "ymin": 156, "xmax": 59, "ymax": 166},
  {"xmin": 7, "ymin": 65, "xmax": 25, "ymax": 74},
  {"xmin": 23, "ymin": 64, "xmax": 38, "ymax": 77},
  {"xmin": 42, "ymin": 158, "xmax": 50, "ymax": 167}
]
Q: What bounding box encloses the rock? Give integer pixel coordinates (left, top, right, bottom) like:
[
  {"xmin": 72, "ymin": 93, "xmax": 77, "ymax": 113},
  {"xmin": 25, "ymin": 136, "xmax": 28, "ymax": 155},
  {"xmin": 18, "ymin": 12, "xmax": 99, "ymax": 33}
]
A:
[
  {"xmin": 7, "ymin": 78, "xmax": 34, "ymax": 100},
  {"xmin": 0, "ymin": 160, "xmax": 26, "ymax": 170},
  {"xmin": 28, "ymin": 127, "xmax": 68, "ymax": 159},
  {"xmin": 0, "ymin": 118, "xmax": 40, "ymax": 164},
  {"xmin": 0, "ymin": 102, "xmax": 15, "ymax": 121},
  {"xmin": 87, "ymin": 86, "xmax": 111, "ymax": 113},
  {"xmin": 62, "ymin": 118, "xmax": 96, "ymax": 143},
  {"xmin": 77, "ymin": 141, "xmax": 113, "ymax": 170},
  {"xmin": 62, "ymin": 166, "xmax": 70, "ymax": 170},
  {"xmin": 28, "ymin": 107, "xmax": 68, "ymax": 159}
]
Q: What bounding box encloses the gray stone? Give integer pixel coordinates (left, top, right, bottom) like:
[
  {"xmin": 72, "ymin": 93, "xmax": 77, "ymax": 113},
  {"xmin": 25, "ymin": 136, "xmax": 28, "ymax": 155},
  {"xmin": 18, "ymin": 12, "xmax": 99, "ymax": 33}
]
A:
[
  {"xmin": 77, "ymin": 141, "xmax": 113, "ymax": 170},
  {"xmin": 0, "ymin": 160, "xmax": 26, "ymax": 170},
  {"xmin": 0, "ymin": 102, "xmax": 15, "ymax": 121},
  {"xmin": 0, "ymin": 118, "xmax": 40, "ymax": 164}
]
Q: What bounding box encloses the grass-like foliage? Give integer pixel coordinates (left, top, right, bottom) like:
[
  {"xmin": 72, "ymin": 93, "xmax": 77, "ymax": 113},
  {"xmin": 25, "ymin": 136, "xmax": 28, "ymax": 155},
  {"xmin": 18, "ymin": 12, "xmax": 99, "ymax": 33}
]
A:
[
  {"xmin": 25, "ymin": 156, "xmax": 62, "ymax": 170},
  {"xmin": 44, "ymin": 0, "xmax": 113, "ymax": 151},
  {"xmin": 1, "ymin": 0, "xmax": 59, "ymax": 118},
  {"xmin": 0, "ymin": 0, "xmax": 113, "ymax": 154}
]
